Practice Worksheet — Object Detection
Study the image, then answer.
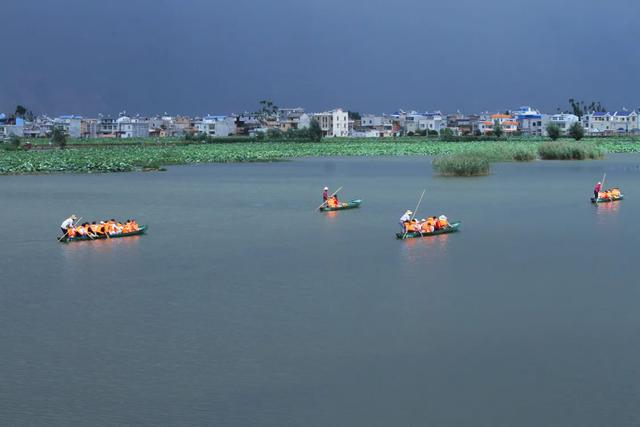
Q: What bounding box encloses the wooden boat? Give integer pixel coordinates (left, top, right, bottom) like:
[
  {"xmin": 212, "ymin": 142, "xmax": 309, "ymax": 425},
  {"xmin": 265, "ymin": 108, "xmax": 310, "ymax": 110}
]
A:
[
  {"xmin": 591, "ymin": 195, "xmax": 624, "ymax": 204},
  {"xmin": 319, "ymin": 199, "xmax": 362, "ymax": 212},
  {"xmin": 59, "ymin": 225, "xmax": 148, "ymax": 243},
  {"xmin": 396, "ymin": 221, "xmax": 461, "ymax": 239}
]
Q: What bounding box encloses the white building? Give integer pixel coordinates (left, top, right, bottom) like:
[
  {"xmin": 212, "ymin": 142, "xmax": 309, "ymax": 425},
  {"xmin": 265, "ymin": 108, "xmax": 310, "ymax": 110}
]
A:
[
  {"xmin": 53, "ymin": 115, "xmax": 83, "ymax": 138},
  {"xmin": 116, "ymin": 116, "xmax": 149, "ymax": 138},
  {"xmin": 314, "ymin": 108, "xmax": 349, "ymax": 137},
  {"xmin": 195, "ymin": 115, "xmax": 236, "ymax": 137},
  {"xmin": 548, "ymin": 113, "xmax": 579, "ymax": 133},
  {"xmin": 519, "ymin": 115, "xmax": 546, "ymax": 136},
  {"xmin": 583, "ymin": 111, "xmax": 639, "ymax": 134}
]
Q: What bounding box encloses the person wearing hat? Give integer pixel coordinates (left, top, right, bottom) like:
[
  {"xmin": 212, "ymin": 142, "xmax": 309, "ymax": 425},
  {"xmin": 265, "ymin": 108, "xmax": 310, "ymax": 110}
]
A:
[
  {"xmin": 323, "ymin": 187, "xmax": 329, "ymax": 202},
  {"xmin": 436, "ymin": 215, "xmax": 449, "ymax": 230},
  {"xmin": 594, "ymin": 181, "xmax": 602, "ymax": 199},
  {"xmin": 60, "ymin": 214, "xmax": 78, "ymax": 235},
  {"xmin": 400, "ymin": 210, "xmax": 413, "ymax": 232}
]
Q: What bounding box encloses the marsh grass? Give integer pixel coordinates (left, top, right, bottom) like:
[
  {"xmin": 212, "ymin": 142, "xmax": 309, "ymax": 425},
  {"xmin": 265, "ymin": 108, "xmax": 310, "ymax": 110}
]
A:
[
  {"xmin": 432, "ymin": 154, "xmax": 491, "ymax": 177},
  {"xmin": 538, "ymin": 141, "xmax": 605, "ymax": 160}
]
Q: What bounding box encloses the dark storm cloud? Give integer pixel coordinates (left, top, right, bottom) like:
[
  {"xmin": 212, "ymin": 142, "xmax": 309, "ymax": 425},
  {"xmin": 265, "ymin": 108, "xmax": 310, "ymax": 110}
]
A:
[{"xmin": 1, "ymin": 0, "xmax": 639, "ymax": 116}]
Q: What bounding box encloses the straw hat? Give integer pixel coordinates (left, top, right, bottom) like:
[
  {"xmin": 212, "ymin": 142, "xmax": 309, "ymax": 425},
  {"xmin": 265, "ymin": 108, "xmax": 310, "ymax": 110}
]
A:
[
  {"xmin": 71, "ymin": 214, "xmax": 78, "ymax": 220},
  {"xmin": 439, "ymin": 215, "xmax": 447, "ymax": 220},
  {"xmin": 406, "ymin": 210, "xmax": 413, "ymax": 215},
  {"xmin": 323, "ymin": 187, "xmax": 329, "ymax": 191}
]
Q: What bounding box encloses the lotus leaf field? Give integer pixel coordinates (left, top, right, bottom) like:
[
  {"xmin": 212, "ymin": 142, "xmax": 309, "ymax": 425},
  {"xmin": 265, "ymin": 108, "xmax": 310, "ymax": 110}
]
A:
[{"xmin": 1, "ymin": 138, "xmax": 639, "ymax": 175}]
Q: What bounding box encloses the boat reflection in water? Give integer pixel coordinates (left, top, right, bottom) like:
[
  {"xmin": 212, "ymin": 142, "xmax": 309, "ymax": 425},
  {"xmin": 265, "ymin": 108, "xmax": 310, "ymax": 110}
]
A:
[
  {"xmin": 594, "ymin": 199, "xmax": 621, "ymax": 225},
  {"xmin": 400, "ymin": 233, "xmax": 450, "ymax": 267},
  {"xmin": 61, "ymin": 235, "xmax": 143, "ymax": 257}
]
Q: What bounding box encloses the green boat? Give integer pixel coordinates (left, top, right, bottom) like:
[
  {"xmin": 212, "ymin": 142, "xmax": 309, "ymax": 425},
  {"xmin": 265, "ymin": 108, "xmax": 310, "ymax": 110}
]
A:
[
  {"xmin": 319, "ymin": 199, "xmax": 362, "ymax": 212},
  {"xmin": 591, "ymin": 195, "xmax": 624, "ymax": 204},
  {"xmin": 59, "ymin": 225, "xmax": 148, "ymax": 243},
  {"xmin": 396, "ymin": 221, "xmax": 461, "ymax": 239}
]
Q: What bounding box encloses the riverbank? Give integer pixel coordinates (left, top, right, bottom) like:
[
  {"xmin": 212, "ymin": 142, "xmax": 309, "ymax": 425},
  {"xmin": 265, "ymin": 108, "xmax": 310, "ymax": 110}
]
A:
[{"xmin": 1, "ymin": 138, "xmax": 640, "ymax": 174}]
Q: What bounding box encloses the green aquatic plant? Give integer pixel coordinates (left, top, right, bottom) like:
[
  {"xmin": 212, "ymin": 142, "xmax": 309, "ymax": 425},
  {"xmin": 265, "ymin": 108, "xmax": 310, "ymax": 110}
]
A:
[
  {"xmin": 432, "ymin": 154, "xmax": 491, "ymax": 177},
  {"xmin": 538, "ymin": 141, "xmax": 604, "ymax": 160}
]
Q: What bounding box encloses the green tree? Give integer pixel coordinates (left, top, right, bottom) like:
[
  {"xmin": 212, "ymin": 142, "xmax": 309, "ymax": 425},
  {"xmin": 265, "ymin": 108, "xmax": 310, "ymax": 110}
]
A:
[
  {"xmin": 440, "ymin": 128, "xmax": 454, "ymax": 141},
  {"xmin": 15, "ymin": 105, "xmax": 27, "ymax": 118},
  {"xmin": 348, "ymin": 111, "xmax": 361, "ymax": 121},
  {"xmin": 568, "ymin": 122, "xmax": 585, "ymax": 141},
  {"xmin": 308, "ymin": 119, "xmax": 323, "ymax": 142},
  {"xmin": 51, "ymin": 127, "xmax": 67, "ymax": 149},
  {"xmin": 493, "ymin": 123, "xmax": 504, "ymax": 138},
  {"xmin": 546, "ymin": 122, "xmax": 561, "ymax": 141},
  {"xmin": 256, "ymin": 100, "xmax": 279, "ymax": 123}
]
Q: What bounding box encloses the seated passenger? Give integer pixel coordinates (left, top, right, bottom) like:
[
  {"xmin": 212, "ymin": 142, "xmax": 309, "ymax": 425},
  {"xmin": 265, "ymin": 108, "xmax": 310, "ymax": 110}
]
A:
[
  {"xmin": 420, "ymin": 219, "xmax": 434, "ymax": 233},
  {"xmin": 435, "ymin": 215, "xmax": 449, "ymax": 230}
]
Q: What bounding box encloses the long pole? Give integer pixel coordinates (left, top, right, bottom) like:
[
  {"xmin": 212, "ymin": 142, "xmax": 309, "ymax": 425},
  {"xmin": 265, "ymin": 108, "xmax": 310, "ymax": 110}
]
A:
[
  {"xmin": 317, "ymin": 186, "xmax": 343, "ymax": 210},
  {"xmin": 402, "ymin": 189, "xmax": 426, "ymax": 239}
]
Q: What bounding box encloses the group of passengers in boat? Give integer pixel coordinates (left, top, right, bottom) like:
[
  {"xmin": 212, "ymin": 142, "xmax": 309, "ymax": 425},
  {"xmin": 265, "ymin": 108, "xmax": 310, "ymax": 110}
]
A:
[
  {"xmin": 593, "ymin": 182, "xmax": 621, "ymax": 200},
  {"xmin": 322, "ymin": 187, "xmax": 343, "ymax": 208},
  {"xmin": 60, "ymin": 215, "xmax": 140, "ymax": 239},
  {"xmin": 399, "ymin": 210, "xmax": 450, "ymax": 234}
]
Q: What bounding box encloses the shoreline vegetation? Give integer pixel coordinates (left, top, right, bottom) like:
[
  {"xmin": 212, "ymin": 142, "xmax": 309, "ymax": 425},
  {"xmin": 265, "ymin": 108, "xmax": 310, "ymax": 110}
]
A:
[{"xmin": 0, "ymin": 136, "xmax": 636, "ymax": 175}]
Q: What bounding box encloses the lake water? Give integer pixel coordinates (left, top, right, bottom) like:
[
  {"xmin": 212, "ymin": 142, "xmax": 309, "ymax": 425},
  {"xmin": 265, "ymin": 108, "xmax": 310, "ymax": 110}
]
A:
[{"xmin": 1, "ymin": 155, "xmax": 640, "ymax": 426}]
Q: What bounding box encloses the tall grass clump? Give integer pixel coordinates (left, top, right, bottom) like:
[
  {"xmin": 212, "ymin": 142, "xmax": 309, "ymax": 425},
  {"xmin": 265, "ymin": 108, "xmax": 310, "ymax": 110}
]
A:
[
  {"xmin": 433, "ymin": 154, "xmax": 491, "ymax": 177},
  {"xmin": 511, "ymin": 147, "xmax": 537, "ymax": 161},
  {"xmin": 538, "ymin": 141, "xmax": 605, "ymax": 160}
]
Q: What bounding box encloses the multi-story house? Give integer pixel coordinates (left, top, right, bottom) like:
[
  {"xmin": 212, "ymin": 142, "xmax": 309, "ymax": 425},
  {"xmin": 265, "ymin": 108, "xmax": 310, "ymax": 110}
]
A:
[
  {"xmin": 194, "ymin": 115, "xmax": 236, "ymax": 137},
  {"xmin": 314, "ymin": 108, "xmax": 349, "ymax": 137},
  {"xmin": 519, "ymin": 116, "xmax": 546, "ymax": 136},
  {"xmin": 116, "ymin": 116, "xmax": 149, "ymax": 138},
  {"xmin": 98, "ymin": 117, "xmax": 118, "ymax": 137},
  {"xmin": 548, "ymin": 113, "xmax": 579, "ymax": 134},
  {"xmin": 0, "ymin": 115, "xmax": 26, "ymax": 138},
  {"xmin": 277, "ymin": 108, "xmax": 307, "ymax": 131},
  {"xmin": 357, "ymin": 114, "xmax": 395, "ymax": 137},
  {"xmin": 478, "ymin": 113, "xmax": 518, "ymax": 135},
  {"xmin": 514, "ymin": 106, "xmax": 544, "ymax": 136},
  {"xmin": 81, "ymin": 119, "xmax": 98, "ymax": 138},
  {"xmin": 53, "ymin": 115, "xmax": 83, "ymax": 138}
]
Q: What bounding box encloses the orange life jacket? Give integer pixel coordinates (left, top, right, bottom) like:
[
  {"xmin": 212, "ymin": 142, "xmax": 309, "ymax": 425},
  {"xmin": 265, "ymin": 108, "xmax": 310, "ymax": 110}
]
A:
[
  {"xmin": 67, "ymin": 227, "xmax": 77, "ymax": 237},
  {"xmin": 421, "ymin": 223, "xmax": 434, "ymax": 233}
]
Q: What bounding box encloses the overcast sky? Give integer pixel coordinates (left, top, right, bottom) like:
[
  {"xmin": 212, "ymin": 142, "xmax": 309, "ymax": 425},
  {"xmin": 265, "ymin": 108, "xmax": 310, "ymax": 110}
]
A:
[{"xmin": 1, "ymin": 0, "xmax": 638, "ymax": 116}]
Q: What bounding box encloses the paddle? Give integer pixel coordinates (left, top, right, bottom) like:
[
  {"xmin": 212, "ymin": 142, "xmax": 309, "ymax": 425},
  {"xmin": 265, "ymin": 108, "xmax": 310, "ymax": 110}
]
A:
[
  {"xmin": 317, "ymin": 186, "xmax": 343, "ymax": 210},
  {"xmin": 402, "ymin": 189, "xmax": 426, "ymax": 240},
  {"xmin": 58, "ymin": 217, "xmax": 82, "ymax": 242}
]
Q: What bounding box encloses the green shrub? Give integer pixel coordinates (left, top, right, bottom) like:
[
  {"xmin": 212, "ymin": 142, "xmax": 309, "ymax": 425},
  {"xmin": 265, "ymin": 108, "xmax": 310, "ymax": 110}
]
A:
[
  {"xmin": 568, "ymin": 122, "xmax": 585, "ymax": 141},
  {"xmin": 546, "ymin": 123, "xmax": 561, "ymax": 141},
  {"xmin": 433, "ymin": 154, "xmax": 491, "ymax": 176}
]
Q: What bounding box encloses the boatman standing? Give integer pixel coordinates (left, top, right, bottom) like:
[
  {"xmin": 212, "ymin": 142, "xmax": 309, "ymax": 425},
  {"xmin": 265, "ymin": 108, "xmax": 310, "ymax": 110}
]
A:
[
  {"xmin": 594, "ymin": 181, "xmax": 602, "ymax": 199},
  {"xmin": 60, "ymin": 214, "xmax": 78, "ymax": 235},
  {"xmin": 399, "ymin": 210, "xmax": 413, "ymax": 233},
  {"xmin": 323, "ymin": 187, "xmax": 329, "ymax": 202}
]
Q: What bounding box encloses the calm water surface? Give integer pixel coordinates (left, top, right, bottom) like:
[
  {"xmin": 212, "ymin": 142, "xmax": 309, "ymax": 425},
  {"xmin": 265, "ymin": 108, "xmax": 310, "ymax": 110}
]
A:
[{"xmin": 1, "ymin": 156, "xmax": 640, "ymax": 426}]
